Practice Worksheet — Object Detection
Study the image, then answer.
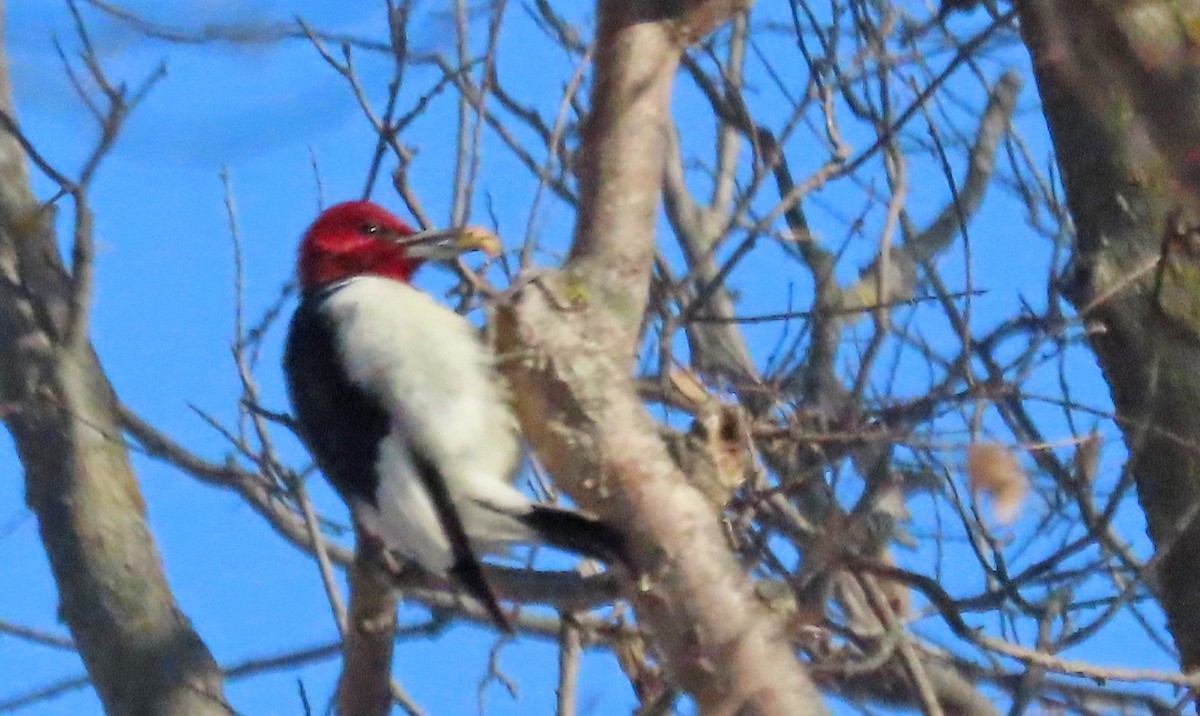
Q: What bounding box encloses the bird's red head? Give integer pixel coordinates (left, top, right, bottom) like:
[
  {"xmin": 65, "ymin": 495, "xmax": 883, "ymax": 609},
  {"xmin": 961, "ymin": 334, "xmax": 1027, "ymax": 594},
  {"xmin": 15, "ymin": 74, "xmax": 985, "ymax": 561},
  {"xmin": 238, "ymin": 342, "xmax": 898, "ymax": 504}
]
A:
[
  {"xmin": 298, "ymin": 201, "xmax": 422, "ymax": 287},
  {"xmin": 299, "ymin": 200, "xmax": 502, "ymax": 288}
]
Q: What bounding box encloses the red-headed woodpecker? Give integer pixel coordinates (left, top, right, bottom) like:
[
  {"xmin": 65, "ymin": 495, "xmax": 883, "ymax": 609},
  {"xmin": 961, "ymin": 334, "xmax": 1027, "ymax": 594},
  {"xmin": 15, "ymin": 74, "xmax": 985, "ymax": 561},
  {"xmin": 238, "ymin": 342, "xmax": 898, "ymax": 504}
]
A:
[{"xmin": 283, "ymin": 201, "xmax": 625, "ymax": 630}]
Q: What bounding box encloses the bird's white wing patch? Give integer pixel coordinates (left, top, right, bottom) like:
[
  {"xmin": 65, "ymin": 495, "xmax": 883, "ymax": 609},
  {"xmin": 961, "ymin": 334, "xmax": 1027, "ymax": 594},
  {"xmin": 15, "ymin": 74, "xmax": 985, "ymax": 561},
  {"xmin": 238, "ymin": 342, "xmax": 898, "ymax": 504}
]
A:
[
  {"xmin": 322, "ymin": 277, "xmax": 535, "ymax": 565},
  {"xmin": 363, "ymin": 437, "xmax": 455, "ymax": 571},
  {"xmin": 322, "ymin": 276, "xmax": 521, "ymax": 487},
  {"xmin": 365, "ymin": 434, "xmax": 539, "ymax": 571}
]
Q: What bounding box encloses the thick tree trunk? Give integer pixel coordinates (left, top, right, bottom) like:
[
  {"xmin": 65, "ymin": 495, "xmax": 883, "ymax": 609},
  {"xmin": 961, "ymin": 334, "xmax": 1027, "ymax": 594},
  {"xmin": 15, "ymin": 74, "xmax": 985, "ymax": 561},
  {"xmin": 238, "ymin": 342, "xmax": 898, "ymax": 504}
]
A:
[
  {"xmin": 1017, "ymin": 0, "xmax": 1200, "ymax": 671},
  {"xmin": 0, "ymin": 4, "xmax": 228, "ymax": 713},
  {"xmin": 496, "ymin": 2, "xmax": 828, "ymax": 714}
]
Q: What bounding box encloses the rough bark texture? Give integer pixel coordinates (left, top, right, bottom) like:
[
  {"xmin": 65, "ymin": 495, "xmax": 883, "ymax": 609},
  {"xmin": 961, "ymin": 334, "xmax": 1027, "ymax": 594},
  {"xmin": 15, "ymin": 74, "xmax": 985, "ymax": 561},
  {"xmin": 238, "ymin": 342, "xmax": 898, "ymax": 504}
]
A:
[
  {"xmin": 335, "ymin": 552, "xmax": 397, "ymax": 716},
  {"xmin": 0, "ymin": 4, "xmax": 228, "ymax": 713},
  {"xmin": 1017, "ymin": 0, "xmax": 1200, "ymax": 671},
  {"xmin": 496, "ymin": 1, "xmax": 827, "ymax": 714}
]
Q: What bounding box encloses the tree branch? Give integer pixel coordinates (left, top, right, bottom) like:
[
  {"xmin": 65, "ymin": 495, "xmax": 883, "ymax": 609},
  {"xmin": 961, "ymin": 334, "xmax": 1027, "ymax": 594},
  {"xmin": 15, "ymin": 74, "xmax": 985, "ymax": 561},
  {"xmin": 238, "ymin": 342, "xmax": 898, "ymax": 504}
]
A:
[
  {"xmin": 0, "ymin": 4, "xmax": 228, "ymax": 711},
  {"xmin": 497, "ymin": 1, "xmax": 828, "ymax": 713}
]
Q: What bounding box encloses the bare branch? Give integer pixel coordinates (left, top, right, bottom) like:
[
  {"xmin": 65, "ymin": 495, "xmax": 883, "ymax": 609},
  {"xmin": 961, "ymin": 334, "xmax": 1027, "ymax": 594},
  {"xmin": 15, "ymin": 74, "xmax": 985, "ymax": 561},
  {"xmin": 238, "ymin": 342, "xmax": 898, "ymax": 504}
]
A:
[
  {"xmin": 335, "ymin": 550, "xmax": 402, "ymax": 716},
  {"xmin": 0, "ymin": 620, "xmax": 75, "ymax": 651},
  {"xmin": 555, "ymin": 616, "xmax": 582, "ymax": 716}
]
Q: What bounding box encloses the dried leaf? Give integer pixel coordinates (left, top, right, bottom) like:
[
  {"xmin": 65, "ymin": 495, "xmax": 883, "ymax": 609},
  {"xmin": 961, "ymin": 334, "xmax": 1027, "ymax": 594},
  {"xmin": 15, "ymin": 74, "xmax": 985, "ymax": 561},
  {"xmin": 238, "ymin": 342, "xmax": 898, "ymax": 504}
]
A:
[
  {"xmin": 667, "ymin": 366, "xmax": 712, "ymax": 408},
  {"xmin": 707, "ymin": 405, "xmax": 753, "ymax": 492},
  {"xmin": 1074, "ymin": 432, "xmax": 1103, "ymax": 484},
  {"xmin": 613, "ymin": 632, "xmax": 665, "ymax": 704},
  {"xmin": 878, "ymin": 550, "xmax": 911, "ymax": 622},
  {"xmin": 674, "ymin": 405, "xmax": 753, "ymax": 508},
  {"xmin": 967, "ymin": 442, "xmax": 1028, "ymax": 524}
]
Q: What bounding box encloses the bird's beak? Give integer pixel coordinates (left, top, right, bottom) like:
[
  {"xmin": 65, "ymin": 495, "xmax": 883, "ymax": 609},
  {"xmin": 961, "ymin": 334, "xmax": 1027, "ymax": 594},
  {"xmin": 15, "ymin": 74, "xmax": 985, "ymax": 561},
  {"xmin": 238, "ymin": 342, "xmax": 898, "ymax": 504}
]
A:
[{"xmin": 394, "ymin": 226, "xmax": 502, "ymax": 261}]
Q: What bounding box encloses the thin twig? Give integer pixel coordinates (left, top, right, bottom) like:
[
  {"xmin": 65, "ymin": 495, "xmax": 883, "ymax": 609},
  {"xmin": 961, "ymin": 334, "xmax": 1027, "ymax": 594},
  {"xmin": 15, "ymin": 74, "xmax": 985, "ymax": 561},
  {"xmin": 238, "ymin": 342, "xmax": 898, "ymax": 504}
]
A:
[
  {"xmin": 0, "ymin": 620, "xmax": 74, "ymax": 651},
  {"xmin": 556, "ymin": 615, "xmax": 582, "ymax": 716}
]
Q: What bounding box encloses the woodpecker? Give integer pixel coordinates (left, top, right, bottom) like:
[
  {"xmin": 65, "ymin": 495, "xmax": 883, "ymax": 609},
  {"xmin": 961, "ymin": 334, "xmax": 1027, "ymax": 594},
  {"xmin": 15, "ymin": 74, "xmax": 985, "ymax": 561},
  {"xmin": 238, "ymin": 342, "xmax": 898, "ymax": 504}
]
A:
[{"xmin": 283, "ymin": 200, "xmax": 625, "ymax": 630}]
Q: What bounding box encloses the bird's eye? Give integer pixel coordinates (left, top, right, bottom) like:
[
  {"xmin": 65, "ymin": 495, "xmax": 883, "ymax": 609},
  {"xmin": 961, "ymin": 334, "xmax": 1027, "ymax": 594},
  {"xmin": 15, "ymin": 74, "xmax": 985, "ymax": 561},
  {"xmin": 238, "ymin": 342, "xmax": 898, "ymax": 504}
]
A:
[{"xmin": 361, "ymin": 223, "xmax": 381, "ymax": 235}]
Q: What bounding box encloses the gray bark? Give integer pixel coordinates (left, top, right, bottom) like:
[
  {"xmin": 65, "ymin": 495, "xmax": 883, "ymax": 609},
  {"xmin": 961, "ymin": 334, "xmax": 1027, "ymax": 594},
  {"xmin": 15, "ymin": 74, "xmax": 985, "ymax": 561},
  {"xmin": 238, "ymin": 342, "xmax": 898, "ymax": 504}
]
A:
[
  {"xmin": 496, "ymin": 1, "xmax": 829, "ymax": 713},
  {"xmin": 1018, "ymin": 0, "xmax": 1200, "ymax": 672},
  {"xmin": 0, "ymin": 3, "xmax": 228, "ymax": 713}
]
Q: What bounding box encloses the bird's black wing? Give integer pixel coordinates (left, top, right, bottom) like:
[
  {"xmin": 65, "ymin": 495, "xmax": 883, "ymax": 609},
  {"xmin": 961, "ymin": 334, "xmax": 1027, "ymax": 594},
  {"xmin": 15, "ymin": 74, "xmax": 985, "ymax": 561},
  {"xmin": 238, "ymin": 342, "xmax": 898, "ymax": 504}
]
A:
[
  {"xmin": 521, "ymin": 505, "xmax": 631, "ymax": 569},
  {"xmin": 284, "ymin": 290, "xmax": 389, "ymax": 506}
]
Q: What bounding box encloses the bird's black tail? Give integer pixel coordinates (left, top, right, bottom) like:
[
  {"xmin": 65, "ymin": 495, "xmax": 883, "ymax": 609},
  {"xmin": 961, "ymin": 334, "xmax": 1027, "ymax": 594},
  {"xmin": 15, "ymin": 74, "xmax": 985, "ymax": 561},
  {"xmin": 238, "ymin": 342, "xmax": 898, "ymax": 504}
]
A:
[
  {"xmin": 410, "ymin": 450, "xmax": 514, "ymax": 632},
  {"xmin": 521, "ymin": 505, "xmax": 631, "ymax": 569},
  {"xmin": 448, "ymin": 559, "xmax": 512, "ymax": 633}
]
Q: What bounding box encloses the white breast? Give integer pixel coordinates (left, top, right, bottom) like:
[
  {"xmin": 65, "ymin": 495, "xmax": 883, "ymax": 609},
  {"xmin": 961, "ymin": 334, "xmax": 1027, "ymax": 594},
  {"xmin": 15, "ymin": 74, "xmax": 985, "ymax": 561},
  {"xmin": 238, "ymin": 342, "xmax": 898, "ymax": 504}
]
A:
[{"xmin": 321, "ymin": 276, "xmax": 528, "ymax": 570}]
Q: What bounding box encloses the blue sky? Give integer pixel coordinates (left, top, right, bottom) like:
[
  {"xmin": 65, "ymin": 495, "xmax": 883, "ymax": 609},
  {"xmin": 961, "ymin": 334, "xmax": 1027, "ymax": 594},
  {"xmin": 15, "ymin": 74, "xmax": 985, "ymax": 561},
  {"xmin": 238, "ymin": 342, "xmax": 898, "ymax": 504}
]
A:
[
  {"xmin": 0, "ymin": 2, "xmax": 1175, "ymax": 715},
  {"xmin": 1, "ymin": 3, "xmax": 637, "ymax": 714}
]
